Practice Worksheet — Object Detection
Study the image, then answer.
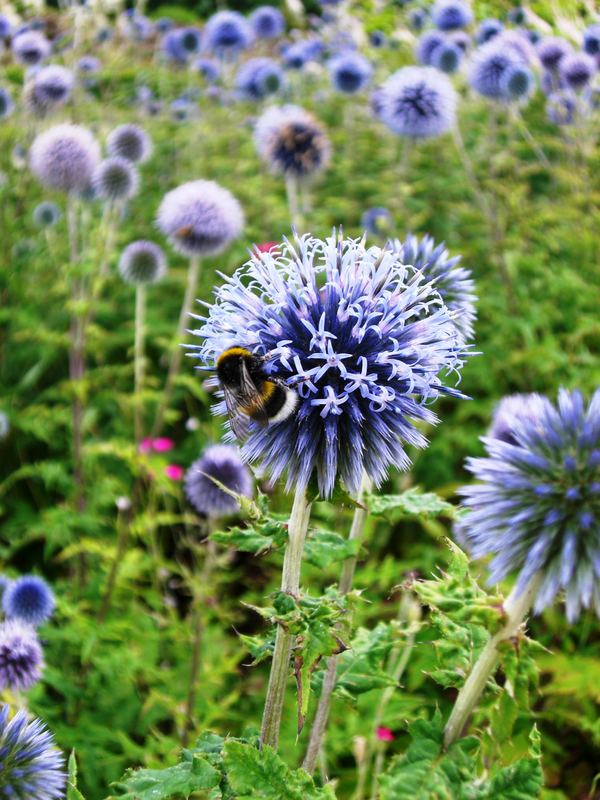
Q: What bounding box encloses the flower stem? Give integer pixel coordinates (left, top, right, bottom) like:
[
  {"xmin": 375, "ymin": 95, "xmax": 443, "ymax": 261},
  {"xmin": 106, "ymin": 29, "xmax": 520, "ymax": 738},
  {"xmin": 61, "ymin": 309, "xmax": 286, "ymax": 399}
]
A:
[
  {"xmin": 134, "ymin": 284, "xmax": 146, "ymax": 445},
  {"xmin": 512, "ymin": 108, "xmax": 552, "ymax": 170},
  {"xmin": 303, "ymin": 473, "xmax": 373, "ymax": 775},
  {"xmin": 285, "ymin": 174, "xmax": 304, "ymax": 233},
  {"xmin": 97, "ymin": 508, "xmax": 130, "ymax": 625},
  {"xmin": 443, "ymin": 572, "xmax": 543, "ymax": 750},
  {"xmin": 260, "ymin": 485, "xmax": 312, "ymax": 750},
  {"xmin": 152, "ymin": 255, "xmax": 201, "ymax": 437}
]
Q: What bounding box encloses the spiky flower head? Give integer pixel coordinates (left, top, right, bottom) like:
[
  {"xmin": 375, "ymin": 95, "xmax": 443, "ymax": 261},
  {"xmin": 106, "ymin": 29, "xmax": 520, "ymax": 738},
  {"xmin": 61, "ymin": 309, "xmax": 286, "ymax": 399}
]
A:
[
  {"xmin": 467, "ymin": 37, "xmax": 528, "ymax": 100},
  {"xmin": 203, "ymin": 11, "xmax": 252, "ymax": 56},
  {"xmin": 185, "ymin": 444, "xmax": 253, "ymax": 517},
  {"xmin": 328, "ymin": 52, "xmax": 373, "ymax": 94},
  {"xmin": 431, "ymin": 40, "xmax": 463, "ymax": 73},
  {"xmin": 194, "ymin": 57, "xmax": 220, "ymax": 83},
  {"xmin": 235, "ymin": 58, "xmax": 284, "ymax": 100},
  {"xmin": 178, "ymin": 26, "xmax": 203, "ymax": 57},
  {"xmin": 537, "ymin": 36, "xmax": 571, "ymax": 71},
  {"xmin": 0, "ymin": 87, "xmax": 14, "ymax": 119},
  {"xmin": 361, "ymin": 206, "xmax": 393, "ymax": 236},
  {"xmin": 559, "ymin": 52, "xmax": 596, "ymax": 90},
  {"xmin": 118, "ymin": 240, "xmax": 167, "ymax": 285},
  {"xmin": 583, "ymin": 24, "xmax": 600, "ymax": 56},
  {"xmin": 29, "ymin": 124, "xmax": 101, "ymax": 193},
  {"xmin": 431, "ymin": 0, "xmax": 473, "ymax": 31},
  {"xmin": 500, "ymin": 64, "xmax": 534, "ymax": 101},
  {"xmin": 12, "ymin": 31, "xmax": 50, "ymax": 66},
  {"xmin": 30, "ymin": 65, "xmax": 74, "ymax": 112},
  {"xmin": 488, "ymin": 393, "xmax": 549, "ymax": 445},
  {"xmin": 157, "ymin": 180, "xmax": 244, "ymax": 257},
  {"xmin": 191, "ymin": 231, "xmax": 469, "ymax": 497},
  {"xmin": 379, "ymin": 66, "xmax": 457, "ymax": 139},
  {"xmin": 251, "ymin": 6, "xmax": 285, "ymax": 39},
  {"xmin": 0, "ymin": 621, "xmax": 43, "ymax": 690},
  {"xmin": 460, "ymin": 389, "xmax": 600, "ymax": 621},
  {"xmin": 92, "ymin": 157, "xmax": 139, "ymax": 202},
  {"xmin": 3, "ymin": 576, "xmax": 55, "ymax": 626},
  {"xmin": 107, "ymin": 124, "xmax": 151, "ymax": 164},
  {"xmin": 0, "ymin": 706, "xmax": 66, "ymax": 799},
  {"xmin": 254, "ymin": 105, "xmax": 331, "ymax": 178},
  {"xmin": 415, "ymin": 31, "xmax": 446, "ymax": 65},
  {"xmin": 476, "ymin": 18, "xmax": 503, "ymax": 45}
]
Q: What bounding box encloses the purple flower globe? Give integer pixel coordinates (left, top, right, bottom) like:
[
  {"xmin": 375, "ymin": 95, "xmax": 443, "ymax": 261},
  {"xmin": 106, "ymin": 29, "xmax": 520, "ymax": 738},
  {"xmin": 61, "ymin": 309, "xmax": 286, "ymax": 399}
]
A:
[
  {"xmin": 468, "ymin": 38, "xmax": 527, "ymax": 100},
  {"xmin": 191, "ymin": 231, "xmax": 470, "ymax": 497},
  {"xmin": 157, "ymin": 180, "xmax": 244, "ymax": 257},
  {"xmin": 92, "ymin": 158, "xmax": 139, "ymax": 202},
  {"xmin": 431, "ymin": 40, "xmax": 463, "ymax": 74},
  {"xmin": 546, "ymin": 92, "xmax": 576, "ymax": 126},
  {"xmin": 185, "ymin": 445, "xmax": 253, "ymax": 517},
  {"xmin": 361, "ymin": 206, "xmax": 393, "ymax": 236},
  {"xmin": 0, "ymin": 15, "xmax": 12, "ymax": 39},
  {"xmin": 193, "ymin": 58, "xmax": 220, "ymax": 83},
  {"xmin": 29, "ymin": 124, "xmax": 101, "ymax": 193},
  {"xmin": 500, "ymin": 64, "xmax": 535, "ymax": 100},
  {"xmin": 11, "ymin": 30, "xmax": 50, "ymax": 66},
  {"xmin": 33, "ymin": 201, "xmax": 61, "ymax": 228},
  {"xmin": 203, "ymin": 11, "xmax": 252, "ymax": 56},
  {"xmin": 77, "ymin": 55, "xmax": 101, "ymax": 74},
  {"xmin": 107, "ymin": 124, "xmax": 152, "ymax": 164},
  {"xmin": 119, "ymin": 241, "xmax": 167, "ymax": 285},
  {"xmin": 254, "ymin": 105, "xmax": 331, "ymax": 178},
  {"xmin": 328, "ymin": 52, "xmax": 373, "ymax": 94},
  {"xmin": 0, "ymin": 621, "xmax": 43, "ymax": 690},
  {"xmin": 31, "ymin": 65, "xmax": 74, "ymax": 110},
  {"xmin": 488, "ymin": 393, "xmax": 549, "ymax": 445},
  {"xmin": 250, "ymin": 6, "xmax": 285, "ymax": 39},
  {"xmin": 3, "ymin": 576, "xmax": 55, "ymax": 626},
  {"xmin": 583, "ymin": 24, "xmax": 600, "ymax": 56},
  {"xmin": 537, "ymin": 37, "xmax": 572, "ymax": 71},
  {"xmin": 476, "ymin": 18, "xmax": 503, "ymax": 45},
  {"xmin": 379, "ymin": 67, "xmax": 457, "ymax": 139},
  {"xmin": 0, "ymin": 87, "xmax": 14, "ymax": 119},
  {"xmin": 559, "ymin": 52, "xmax": 596, "ymax": 90},
  {"xmin": 235, "ymin": 58, "xmax": 284, "ymax": 100},
  {"xmin": 431, "ymin": 0, "xmax": 473, "ymax": 31},
  {"xmin": 415, "ymin": 31, "xmax": 446, "ymax": 65}
]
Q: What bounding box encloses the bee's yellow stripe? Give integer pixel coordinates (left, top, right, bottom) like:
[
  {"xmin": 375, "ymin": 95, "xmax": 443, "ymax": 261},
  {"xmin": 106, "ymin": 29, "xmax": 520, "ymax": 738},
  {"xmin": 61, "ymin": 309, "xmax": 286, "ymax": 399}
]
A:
[
  {"xmin": 240, "ymin": 380, "xmax": 276, "ymax": 415},
  {"xmin": 217, "ymin": 346, "xmax": 252, "ymax": 365}
]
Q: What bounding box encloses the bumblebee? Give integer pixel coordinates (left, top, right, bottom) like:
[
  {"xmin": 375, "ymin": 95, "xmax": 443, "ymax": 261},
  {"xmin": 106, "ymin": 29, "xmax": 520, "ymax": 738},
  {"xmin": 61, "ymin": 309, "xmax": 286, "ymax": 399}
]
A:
[{"xmin": 216, "ymin": 347, "xmax": 298, "ymax": 438}]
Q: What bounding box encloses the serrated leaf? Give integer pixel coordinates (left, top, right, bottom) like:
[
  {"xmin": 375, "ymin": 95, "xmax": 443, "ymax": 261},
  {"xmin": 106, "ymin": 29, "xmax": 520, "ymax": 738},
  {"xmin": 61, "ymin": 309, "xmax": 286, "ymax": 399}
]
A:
[
  {"xmin": 114, "ymin": 755, "xmax": 220, "ymax": 799},
  {"xmin": 210, "ymin": 519, "xmax": 287, "ymax": 555},
  {"xmin": 304, "ymin": 529, "xmax": 361, "ymax": 569},
  {"xmin": 366, "ymin": 488, "xmax": 456, "ymax": 519}
]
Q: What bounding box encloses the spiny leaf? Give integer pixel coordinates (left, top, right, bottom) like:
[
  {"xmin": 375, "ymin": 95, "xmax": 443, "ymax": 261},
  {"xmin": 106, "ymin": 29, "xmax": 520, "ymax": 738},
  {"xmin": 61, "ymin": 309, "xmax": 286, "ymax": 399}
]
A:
[{"xmin": 366, "ymin": 488, "xmax": 456, "ymax": 519}]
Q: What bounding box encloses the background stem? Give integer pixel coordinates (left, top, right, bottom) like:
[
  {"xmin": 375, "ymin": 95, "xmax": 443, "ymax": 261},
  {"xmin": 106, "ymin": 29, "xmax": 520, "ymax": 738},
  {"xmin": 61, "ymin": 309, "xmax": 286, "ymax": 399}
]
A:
[{"xmin": 134, "ymin": 284, "xmax": 146, "ymax": 445}]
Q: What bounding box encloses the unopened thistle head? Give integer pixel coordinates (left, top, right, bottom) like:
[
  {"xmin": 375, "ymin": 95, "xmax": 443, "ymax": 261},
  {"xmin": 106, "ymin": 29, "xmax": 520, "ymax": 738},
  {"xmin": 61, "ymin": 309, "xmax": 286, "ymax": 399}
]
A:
[
  {"xmin": 29, "ymin": 124, "xmax": 101, "ymax": 193},
  {"xmin": 361, "ymin": 206, "xmax": 393, "ymax": 236},
  {"xmin": 0, "ymin": 706, "xmax": 66, "ymax": 799},
  {"xmin": 157, "ymin": 180, "xmax": 244, "ymax": 257},
  {"xmin": 12, "ymin": 30, "xmax": 50, "ymax": 66},
  {"xmin": 583, "ymin": 24, "xmax": 600, "ymax": 56},
  {"xmin": 459, "ymin": 389, "xmax": 600, "ymax": 621},
  {"xmin": 250, "ymin": 6, "xmax": 285, "ymax": 39},
  {"xmin": 0, "ymin": 620, "xmax": 43, "ymax": 690},
  {"xmin": 191, "ymin": 231, "xmax": 470, "ymax": 497},
  {"xmin": 254, "ymin": 105, "xmax": 331, "ymax": 178},
  {"xmin": 379, "ymin": 66, "xmax": 457, "ymax": 139},
  {"xmin": 92, "ymin": 157, "xmax": 139, "ymax": 202},
  {"xmin": 185, "ymin": 444, "xmax": 253, "ymax": 517},
  {"xmin": 107, "ymin": 124, "xmax": 151, "ymax": 164},
  {"xmin": 119, "ymin": 240, "xmax": 167, "ymax": 285},
  {"xmin": 3, "ymin": 576, "xmax": 55, "ymax": 626},
  {"xmin": 431, "ymin": 40, "xmax": 463, "ymax": 74}
]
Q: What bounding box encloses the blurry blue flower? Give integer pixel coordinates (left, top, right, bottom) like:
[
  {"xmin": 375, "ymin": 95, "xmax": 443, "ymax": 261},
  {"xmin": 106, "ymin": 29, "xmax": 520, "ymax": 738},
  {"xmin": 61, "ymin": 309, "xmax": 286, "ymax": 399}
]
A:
[
  {"xmin": 467, "ymin": 38, "xmax": 526, "ymax": 100},
  {"xmin": 537, "ymin": 36, "xmax": 572, "ymax": 71},
  {"xmin": 488, "ymin": 393, "xmax": 548, "ymax": 445},
  {"xmin": 328, "ymin": 52, "xmax": 372, "ymax": 93},
  {"xmin": 408, "ymin": 7, "xmax": 428, "ymax": 32},
  {"xmin": 127, "ymin": 14, "xmax": 153, "ymax": 42},
  {"xmin": 31, "ymin": 65, "xmax": 74, "ymax": 110},
  {"xmin": 476, "ymin": 18, "xmax": 503, "ymax": 45},
  {"xmin": 185, "ymin": 445, "xmax": 253, "ymax": 517},
  {"xmin": 546, "ymin": 91, "xmax": 576, "ymax": 125},
  {"xmin": 3, "ymin": 576, "xmax": 55, "ymax": 626},
  {"xmin": 157, "ymin": 180, "xmax": 244, "ymax": 257},
  {"xmin": 155, "ymin": 17, "xmax": 174, "ymax": 35},
  {"xmin": 361, "ymin": 206, "xmax": 393, "ymax": 236},
  {"xmin": 0, "ymin": 705, "xmax": 65, "ymax": 799},
  {"xmin": 369, "ymin": 30, "xmax": 386, "ymax": 48},
  {"xmin": 170, "ymin": 97, "xmax": 193, "ymax": 122},
  {"xmin": 583, "ymin": 23, "xmax": 600, "ymax": 56},
  {"xmin": 254, "ymin": 104, "xmax": 331, "ymax": 178},
  {"xmin": 180, "ymin": 27, "xmax": 203, "ymax": 57},
  {"xmin": 431, "ymin": 40, "xmax": 462, "ymax": 73},
  {"xmin": 96, "ymin": 27, "xmax": 113, "ymax": 44},
  {"xmin": 507, "ymin": 6, "xmax": 526, "ymax": 25},
  {"xmin": 500, "ymin": 63, "xmax": 534, "ymax": 100},
  {"xmin": 451, "ymin": 30, "xmax": 471, "ymax": 51},
  {"xmin": 0, "ymin": 621, "xmax": 43, "ymax": 689},
  {"xmin": 0, "ymin": 15, "xmax": 12, "ymax": 39},
  {"xmin": 415, "ymin": 30, "xmax": 446, "ymax": 65},
  {"xmin": 163, "ymin": 28, "xmax": 188, "ymax": 63},
  {"xmin": 236, "ymin": 58, "xmax": 284, "ymax": 100},
  {"xmin": 92, "ymin": 157, "xmax": 139, "ymax": 202},
  {"xmin": 193, "ymin": 57, "xmax": 220, "ymax": 83},
  {"xmin": 33, "ymin": 201, "xmax": 61, "ymax": 228},
  {"xmin": 11, "ymin": 30, "xmax": 50, "ymax": 66},
  {"xmin": 379, "ymin": 66, "xmax": 457, "ymax": 139},
  {"xmin": 251, "ymin": 6, "xmax": 285, "ymax": 39},
  {"xmin": 29, "ymin": 124, "xmax": 101, "ymax": 193},
  {"xmin": 0, "ymin": 87, "xmax": 14, "ymax": 119},
  {"xmin": 459, "ymin": 389, "xmax": 600, "ymax": 620},
  {"xmin": 560, "ymin": 52, "xmax": 596, "ymax": 90},
  {"xmin": 107, "ymin": 124, "xmax": 151, "ymax": 163},
  {"xmin": 119, "ymin": 241, "xmax": 167, "ymax": 285},
  {"xmin": 431, "ymin": 0, "xmax": 473, "ymax": 31},
  {"xmin": 282, "ymin": 39, "xmax": 323, "ymax": 69},
  {"xmin": 77, "ymin": 55, "xmax": 101, "ymax": 74},
  {"xmin": 203, "ymin": 11, "xmax": 252, "ymax": 57},
  {"xmin": 192, "ymin": 231, "xmax": 469, "ymax": 497}
]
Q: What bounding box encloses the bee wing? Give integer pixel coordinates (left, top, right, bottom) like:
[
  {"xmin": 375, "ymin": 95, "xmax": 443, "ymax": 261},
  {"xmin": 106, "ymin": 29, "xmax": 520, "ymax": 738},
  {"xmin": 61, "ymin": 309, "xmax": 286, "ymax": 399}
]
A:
[
  {"xmin": 221, "ymin": 382, "xmax": 252, "ymax": 440},
  {"xmin": 238, "ymin": 359, "xmax": 270, "ymax": 426}
]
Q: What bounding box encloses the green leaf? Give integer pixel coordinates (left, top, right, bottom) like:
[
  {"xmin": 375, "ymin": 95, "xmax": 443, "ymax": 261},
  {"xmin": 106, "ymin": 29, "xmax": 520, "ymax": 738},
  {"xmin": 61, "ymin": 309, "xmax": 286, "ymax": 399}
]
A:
[
  {"xmin": 210, "ymin": 519, "xmax": 287, "ymax": 555},
  {"xmin": 366, "ymin": 488, "xmax": 456, "ymax": 519},
  {"xmin": 67, "ymin": 751, "xmax": 87, "ymax": 800},
  {"xmin": 304, "ymin": 529, "xmax": 361, "ymax": 569},
  {"xmin": 114, "ymin": 756, "xmax": 220, "ymax": 799}
]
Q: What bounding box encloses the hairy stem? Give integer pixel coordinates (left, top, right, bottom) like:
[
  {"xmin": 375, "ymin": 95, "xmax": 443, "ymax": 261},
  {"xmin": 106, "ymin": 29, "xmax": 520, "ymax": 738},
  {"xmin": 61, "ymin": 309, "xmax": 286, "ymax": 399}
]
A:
[
  {"xmin": 260, "ymin": 486, "xmax": 312, "ymax": 750},
  {"xmin": 134, "ymin": 285, "xmax": 146, "ymax": 445}
]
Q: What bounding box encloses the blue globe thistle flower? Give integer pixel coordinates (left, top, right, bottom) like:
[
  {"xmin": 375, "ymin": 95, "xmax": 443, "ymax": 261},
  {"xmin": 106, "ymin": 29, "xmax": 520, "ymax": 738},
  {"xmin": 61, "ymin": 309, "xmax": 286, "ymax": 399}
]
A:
[
  {"xmin": 235, "ymin": 58, "xmax": 284, "ymax": 100},
  {"xmin": 328, "ymin": 52, "xmax": 373, "ymax": 94},
  {"xmin": 119, "ymin": 240, "xmax": 167, "ymax": 285},
  {"xmin": 254, "ymin": 105, "xmax": 331, "ymax": 178},
  {"xmin": 163, "ymin": 28, "xmax": 188, "ymax": 63},
  {"xmin": 361, "ymin": 206, "xmax": 393, "ymax": 236},
  {"xmin": 507, "ymin": 6, "xmax": 526, "ymax": 25},
  {"xmin": 370, "ymin": 31, "xmax": 386, "ymax": 48},
  {"xmin": 583, "ymin": 24, "xmax": 600, "ymax": 56},
  {"xmin": 96, "ymin": 27, "xmax": 113, "ymax": 44},
  {"xmin": 282, "ymin": 41, "xmax": 310, "ymax": 69},
  {"xmin": 497, "ymin": 30, "xmax": 535, "ymax": 62},
  {"xmin": 191, "ymin": 231, "xmax": 470, "ymax": 497},
  {"xmin": 185, "ymin": 445, "xmax": 253, "ymax": 517},
  {"xmin": 415, "ymin": 30, "xmax": 446, "ymax": 65},
  {"xmin": 127, "ymin": 14, "xmax": 153, "ymax": 42},
  {"xmin": 155, "ymin": 17, "xmax": 174, "ymax": 35},
  {"xmin": 431, "ymin": 40, "xmax": 462, "ymax": 73},
  {"xmin": 193, "ymin": 57, "xmax": 220, "ymax": 83},
  {"xmin": 107, "ymin": 124, "xmax": 151, "ymax": 164},
  {"xmin": 92, "ymin": 157, "xmax": 139, "ymax": 202},
  {"xmin": 467, "ymin": 39, "xmax": 526, "ymax": 100},
  {"xmin": 33, "ymin": 201, "xmax": 61, "ymax": 228},
  {"xmin": 29, "ymin": 124, "xmax": 101, "ymax": 194},
  {"xmin": 451, "ymin": 30, "xmax": 471, "ymax": 52},
  {"xmin": 178, "ymin": 27, "xmax": 203, "ymax": 57},
  {"xmin": 546, "ymin": 91, "xmax": 576, "ymax": 126},
  {"xmin": 203, "ymin": 11, "xmax": 252, "ymax": 57},
  {"xmin": 0, "ymin": 15, "xmax": 12, "ymax": 39},
  {"xmin": 170, "ymin": 97, "xmax": 194, "ymax": 122},
  {"xmin": 157, "ymin": 180, "xmax": 244, "ymax": 258},
  {"xmin": 0, "ymin": 621, "xmax": 43, "ymax": 690},
  {"xmin": 390, "ymin": 234, "xmax": 476, "ymax": 340},
  {"xmin": 476, "ymin": 18, "xmax": 503, "ymax": 45},
  {"xmin": 250, "ymin": 6, "xmax": 285, "ymax": 39},
  {"xmin": 431, "ymin": 0, "xmax": 473, "ymax": 31},
  {"xmin": 408, "ymin": 7, "xmax": 428, "ymax": 32},
  {"xmin": 11, "ymin": 31, "xmax": 50, "ymax": 66},
  {"xmin": 500, "ymin": 63, "xmax": 534, "ymax": 100},
  {"xmin": 0, "ymin": 705, "xmax": 66, "ymax": 799},
  {"xmin": 488, "ymin": 393, "xmax": 548, "ymax": 445},
  {"xmin": 379, "ymin": 66, "xmax": 457, "ymax": 139},
  {"xmin": 31, "ymin": 65, "xmax": 74, "ymax": 110},
  {"xmin": 537, "ymin": 36, "xmax": 571, "ymax": 71},
  {"xmin": 77, "ymin": 55, "xmax": 101, "ymax": 74},
  {"xmin": 3, "ymin": 576, "xmax": 55, "ymax": 626},
  {"xmin": 560, "ymin": 52, "xmax": 596, "ymax": 90},
  {"xmin": 0, "ymin": 87, "xmax": 14, "ymax": 119},
  {"xmin": 369, "ymin": 85, "xmax": 385, "ymax": 119},
  {"xmin": 459, "ymin": 389, "xmax": 600, "ymax": 621}
]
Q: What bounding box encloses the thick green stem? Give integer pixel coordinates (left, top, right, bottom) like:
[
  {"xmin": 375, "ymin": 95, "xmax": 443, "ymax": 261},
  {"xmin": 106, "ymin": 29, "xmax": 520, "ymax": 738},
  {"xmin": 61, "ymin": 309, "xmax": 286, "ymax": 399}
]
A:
[
  {"xmin": 303, "ymin": 473, "xmax": 373, "ymax": 774},
  {"xmin": 260, "ymin": 486, "xmax": 312, "ymax": 750},
  {"xmin": 134, "ymin": 285, "xmax": 146, "ymax": 445},
  {"xmin": 443, "ymin": 573, "xmax": 543, "ymax": 750}
]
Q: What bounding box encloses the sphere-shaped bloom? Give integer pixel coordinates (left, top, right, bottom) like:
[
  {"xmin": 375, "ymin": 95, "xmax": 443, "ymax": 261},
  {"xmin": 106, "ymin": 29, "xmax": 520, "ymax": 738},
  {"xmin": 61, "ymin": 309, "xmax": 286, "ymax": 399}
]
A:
[
  {"xmin": 500, "ymin": 64, "xmax": 534, "ymax": 100},
  {"xmin": 0, "ymin": 87, "xmax": 14, "ymax": 119},
  {"xmin": 488, "ymin": 393, "xmax": 548, "ymax": 445},
  {"xmin": 390, "ymin": 234, "xmax": 476, "ymax": 340},
  {"xmin": 163, "ymin": 28, "xmax": 188, "ymax": 63},
  {"xmin": 0, "ymin": 621, "xmax": 43, "ymax": 690},
  {"xmin": 451, "ymin": 30, "xmax": 471, "ymax": 52},
  {"xmin": 431, "ymin": 40, "xmax": 462, "ymax": 73},
  {"xmin": 476, "ymin": 18, "xmax": 503, "ymax": 45},
  {"xmin": 178, "ymin": 26, "xmax": 203, "ymax": 57},
  {"xmin": 583, "ymin": 24, "xmax": 600, "ymax": 56},
  {"xmin": 185, "ymin": 444, "xmax": 253, "ymax": 517},
  {"xmin": 107, "ymin": 124, "xmax": 151, "ymax": 164},
  {"xmin": 537, "ymin": 36, "xmax": 571, "ymax": 71},
  {"xmin": 203, "ymin": 11, "xmax": 252, "ymax": 56},
  {"xmin": 379, "ymin": 67, "xmax": 457, "ymax": 139},
  {"xmin": 156, "ymin": 17, "xmax": 174, "ymax": 34},
  {"xmin": 193, "ymin": 57, "xmax": 220, "ymax": 83},
  {"xmin": 282, "ymin": 41, "xmax": 312, "ymax": 69},
  {"xmin": 559, "ymin": 52, "xmax": 596, "ymax": 90},
  {"xmin": 33, "ymin": 201, "xmax": 61, "ymax": 228},
  {"xmin": 235, "ymin": 58, "xmax": 284, "ymax": 100},
  {"xmin": 468, "ymin": 38, "xmax": 526, "ymax": 100},
  {"xmin": 431, "ymin": 0, "xmax": 473, "ymax": 31},
  {"xmin": 507, "ymin": 6, "xmax": 526, "ymax": 25},
  {"xmin": 92, "ymin": 157, "xmax": 139, "ymax": 202},
  {"xmin": 119, "ymin": 240, "xmax": 167, "ymax": 285},
  {"xmin": 361, "ymin": 206, "xmax": 393, "ymax": 236},
  {"xmin": 157, "ymin": 180, "xmax": 244, "ymax": 257},
  {"xmin": 3, "ymin": 576, "xmax": 55, "ymax": 626},
  {"xmin": 11, "ymin": 30, "xmax": 50, "ymax": 66},
  {"xmin": 416, "ymin": 30, "xmax": 446, "ymax": 65},
  {"xmin": 370, "ymin": 31, "xmax": 386, "ymax": 48},
  {"xmin": 460, "ymin": 389, "xmax": 600, "ymax": 621},
  {"xmin": 31, "ymin": 65, "xmax": 74, "ymax": 109},
  {"xmin": 409, "ymin": 8, "xmax": 428, "ymax": 32},
  {"xmin": 254, "ymin": 105, "xmax": 331, "ymax": 178},
  {"xmin": 77, "ymin": 55, "xmax": 101, "ymax": 74},
  {"xmin": 29, "ymin": 124, "xmax": 101, "ymax": 193},
  {"xmin": 328, "ymin": 52, "xmax": 372, "ymax": 94},
  {"xmin": 250, "ymin": 6, "xmax": 285, "ymax": 39},
  {"xmin": 192, "ymin": 231, "xmax": 470, "ymax": 497}
]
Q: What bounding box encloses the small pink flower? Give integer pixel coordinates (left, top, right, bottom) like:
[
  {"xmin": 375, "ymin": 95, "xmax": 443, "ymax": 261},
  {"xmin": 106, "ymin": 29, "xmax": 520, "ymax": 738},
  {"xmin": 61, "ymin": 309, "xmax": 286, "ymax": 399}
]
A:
[
  {"xmin": 153, "ymin": 437, "xmax": 174, "ymax": 452},
  {"xmin": 139, "ymin": 438, "xmax": 153, "ymax": 454},
  {"xmin": 165, "ymin": 464, "xmax": 184, "ymax": 480},
  {"xmin": 376, "ymin": 726, "xmax": 394, "ymax": 742}
]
